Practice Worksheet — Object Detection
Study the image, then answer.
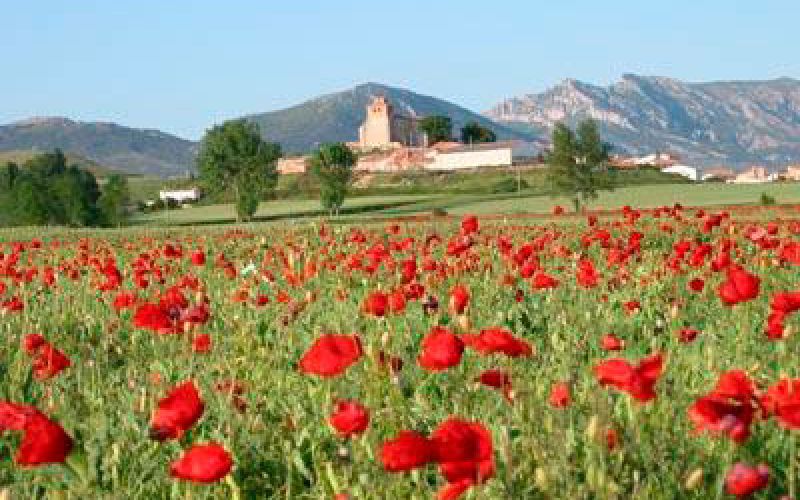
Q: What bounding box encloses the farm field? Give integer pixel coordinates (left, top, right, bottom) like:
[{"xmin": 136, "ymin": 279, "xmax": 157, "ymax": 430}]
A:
[
  {"xmin": 1, "ymin": 201, "xmax": 800, "ymax": 498},
  {"xmin": 135, "ymin": 182, "xmax": 800, "ymax": 226}
]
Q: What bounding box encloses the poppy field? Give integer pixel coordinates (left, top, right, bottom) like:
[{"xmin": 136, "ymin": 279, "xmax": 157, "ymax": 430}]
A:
[{"xmin": 2, "ymin": 204, "xmax": 800, "ymax": 499}]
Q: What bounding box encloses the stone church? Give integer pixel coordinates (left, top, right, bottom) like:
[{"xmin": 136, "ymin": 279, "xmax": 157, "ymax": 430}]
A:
[{"xmin": 350, "ymin": 96, "xmax": 425, "ymax": 151}]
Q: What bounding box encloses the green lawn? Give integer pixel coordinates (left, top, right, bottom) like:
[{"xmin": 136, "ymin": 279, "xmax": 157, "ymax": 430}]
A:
[{"xmin": 133, "ymin": 182, "xmax": 800, "ymax": 226}]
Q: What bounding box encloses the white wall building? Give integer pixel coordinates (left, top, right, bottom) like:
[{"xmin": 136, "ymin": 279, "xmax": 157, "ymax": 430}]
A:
[
  {"xmin": 159, "ymin": 188, "xmax": 202, "ymax": 203},
  {"xmin": 661, "ymin": 164, "xmax": 698, "ymax": 181},
  {"xmin": 425, "ymin": 142, "xmax": 514, "ymax": 171}
]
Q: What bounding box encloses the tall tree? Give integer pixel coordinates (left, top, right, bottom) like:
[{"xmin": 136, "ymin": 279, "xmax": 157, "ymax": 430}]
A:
[
  {"xmin": 460, "ymin": 121, "xmax": 497, "ymax": 144},
  {"xmin": 418, "ymin": 115, "xmax": 452, "ymax": 145},
  {"xmin": 310, "ymin": 143, "xmax": 356, "ymax": 216},
  {"xmin": 196, "ymin": 119, "xmax": 282, "ymax": 221},
  {"xmin": 98, "ymin": 174, "xmax": 130, "ymax": 227},
  {"xmin": 545, "ymin": 119, "xmax": 613, "ymax": 212}
]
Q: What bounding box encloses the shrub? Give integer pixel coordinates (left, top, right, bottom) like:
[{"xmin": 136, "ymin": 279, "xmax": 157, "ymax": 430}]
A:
[{"xmin": 759, "ymin": 192, "xmax": 776, "ymax": 206}]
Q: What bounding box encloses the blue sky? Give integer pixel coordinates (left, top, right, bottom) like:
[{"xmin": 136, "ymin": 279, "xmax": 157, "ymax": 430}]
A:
[{"xmin": 2, "ymin": 0, "xmax": 798, "ymax": 139}]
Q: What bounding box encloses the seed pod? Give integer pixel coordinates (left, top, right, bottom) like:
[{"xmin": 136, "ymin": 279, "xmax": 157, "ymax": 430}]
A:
[
  {"xmin": 586, "ymin": 415, "xmax": 601, "ymax": 442},
  {"xmin": 534, "ymin": 467, "xmax": 549, "ymax": 491},
  {"xmin": 684, "ymin": 468, "xmax": 704, "ymax": 490}
]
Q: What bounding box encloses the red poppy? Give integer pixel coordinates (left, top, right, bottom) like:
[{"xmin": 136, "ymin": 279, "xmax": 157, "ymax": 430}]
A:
[
  {"xmin": 0, "ymin": 402, "xmax": 73, "ymax": 466},
  {"xmin": 431, "ymin": 418, "xmax": 494, "ymax": 490},
  {"xmin": 717, "ymin": 266, "xmax": 760, "ymax": 306},
  {"xmin": 16, "ymin": 412, "xmax": 74, "ymax": 466},
  {"xmin": 688, "ymin": 370, "xmax": 758, "ymax": 443},
  {"xmin": 191, "ymin": 334, "xmax": 212, "ymax": 353},
  {"xmin": 762, "ymin": 378, "xmax": 800, "ymax": 429},
  {"xmin": 150, "ymin": 381, "xmax": 205, "ymax": 441},
  {"xmin": 298, "ymin": 334, "xmax": 363, "ymax": 378},
  {"xmin": 449, "ymin": 285, "xmax": 470, "ymax": 315},
  {"xmin": 363, "ymin": 291, "xmax": 389, "ymax": 317},
  {"xmin": 460, "ymin": 215, "xmax": 479, "ymax": 235},
  {"xmin": 549, "ymin": 382, "xmax": 571, "ymax": 408},
  {"xmin": 724, "ymin": 463, "xmax": 769, "ymax": 498},
  {"xmin": 576, "ymin": 258, "xmax": 600, "ymax": 288},
  {"xmin": 476, "ymin": 369, "xmax": 511, "ymax": 390},
  {"xmin": 170, "ymin": 443, "xmax": 233, "ymax": 483},
  {"xmin": 329, "ymin": 400, "xmax": 370, "ymax": 438},
  {"xmin": 388, "ymin": 290, "xmax": 407, "ymax": 314},
  {"xmin": 594, "ymin": 353, "xmax": 663, "ymax": 402},
  {"xmin": 460, "ymin": 328, "xmax": 532, "ymax": 358},
  {"xmin": 531, "ymin": 271, "xmax": 559, "ymax": 290},
  {"xmin": 133, "ymin": 303, "xmax": 175, "ymax": 334},
  {"xmin": 112, "ymin": 291, "xmax": 138, "ymax": 311},
  {"xmin": 30, "ymin": 344, "xmax": 71, "ymax": 380},
  {"xmin": 688, "ymin": 278, "xmax": 705, "ymax": 292},
  {"xmin": 677, "ymin": 327, "xmax": 700, "ymax": 343},
  {"xmin": 600, "ymin": 334, "xmax": 624, "ymax": 351},
  {"xmin": 380, "ymin": 430, "xmax": 435, "ymax": 472},
  {"xmin": 418, "ymin": 327, "xmax": 464, "ymax": 371},
  {"xmin": 190, "ymin": 250, "xmax": 206, "ymax": 266}
]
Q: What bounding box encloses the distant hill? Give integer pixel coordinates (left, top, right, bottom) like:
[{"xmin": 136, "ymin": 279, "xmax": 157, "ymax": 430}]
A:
[
  {"xmin": 0, "ymin": 149, "xmax": 125, "ymax": 178},
  {"xmin": 0, "ymin": 117, "xmax": 196, "ymax": 176},
  {"xmin": 485, "ymin": 75, "xmax": 800, "ymax": 167},
  {"xmin": 244, "ymin": 82, "xmax": 538, "ymax": 153}
]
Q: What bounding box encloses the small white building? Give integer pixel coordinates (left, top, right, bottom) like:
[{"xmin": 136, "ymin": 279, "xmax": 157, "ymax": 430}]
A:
[
  {"xmin": 661, "ymin": 164, "xmax": 698, "ymax": 181},
  {"xmin": 159, "ymin": 187, "xmax": 202, "ymax": 203},
  {"xmin": 732, "ymin": 166, "xmax": 771, "ymax": 184},
  {"xmin": 425, "ymin": 142, "xmax": 514, "ymax": 171}
]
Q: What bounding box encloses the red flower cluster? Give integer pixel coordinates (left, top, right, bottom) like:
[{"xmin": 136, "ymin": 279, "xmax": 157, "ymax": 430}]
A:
[
  {"xmin": 380, "ymin": 417, "xmax": 494, "ymax": 499},
  {"xmin": 21, "ymin": 333, "xmax": 71, "ymax": 380}
]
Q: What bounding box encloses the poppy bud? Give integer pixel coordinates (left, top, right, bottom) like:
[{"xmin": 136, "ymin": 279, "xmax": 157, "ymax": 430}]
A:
[
  {"xmin": 534, "ymin": 467, "xmax": 549, "ymax": 490},
  {"xmin": 456, "ymin": 314, "xmax": 471, "ymax": 332},
  {"xmin": 586, "ymin": 415, "xmax": 601, "ymax": 442},
  {"xmin": 684, "ymin": 468, "xmax": 704, "ymax": 490}
]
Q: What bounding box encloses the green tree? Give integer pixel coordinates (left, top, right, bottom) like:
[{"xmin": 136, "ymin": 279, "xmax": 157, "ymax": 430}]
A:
[
  {"xmin": 196, "ymin": 119, "xmax": 282, "ymax": 221},
  {"xmin": 98, "ymin": 174, "xmax": 130, "ymax": 227},
  {"xmin": 460, "ymin": 121, "xmax": 497, "ymax": 144},
  {"xmin": 310, "ymin": 143, "xmax": 356, "ymax": 216},
  {"xmin": 8, "ymin": 174, "xmax": 49, "ymax": 226},
  {"xmin": 545, "ymin": 119, "xmax": 613, "ymax": 212},
  {"xmin": 418, "ymin": 115, "xmax": 452, "ymax": 145}
]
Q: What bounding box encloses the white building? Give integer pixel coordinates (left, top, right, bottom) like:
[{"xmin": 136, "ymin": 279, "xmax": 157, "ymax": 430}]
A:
[
  {"xmin": 661, "ymin": 164, "xmax": 698, "ymax": 181},
  {"xmin": 732, "ymin": 166, "xmax": 771, "ymax": 184},
  {"xmin": 159, "ymin": 187, "xmax": 202, "ymax": 203},
  {"xmin": 425, "ymin": 142, "xmax": 514, "ymax": 171}
]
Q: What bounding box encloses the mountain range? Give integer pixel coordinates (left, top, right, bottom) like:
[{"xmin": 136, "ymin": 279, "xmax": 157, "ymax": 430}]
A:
[
  {"xmin": 2, "ymin": 75, "xmax": 799, "ymax": 176},
  {"xmin": 485, "ymin": 74, "xmax": 800, "ymax": 167}
]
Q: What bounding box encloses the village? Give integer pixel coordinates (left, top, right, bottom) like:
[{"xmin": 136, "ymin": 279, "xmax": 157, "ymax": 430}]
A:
[{"xmin": 159, "ymin": 95, "xmax": 800, "ymax": 204}]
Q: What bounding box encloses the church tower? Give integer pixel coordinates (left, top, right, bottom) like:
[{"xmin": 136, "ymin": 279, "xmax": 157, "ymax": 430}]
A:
[{"xmin": 357, "ymin": 96, "xmax": 394, "ymax": 150}]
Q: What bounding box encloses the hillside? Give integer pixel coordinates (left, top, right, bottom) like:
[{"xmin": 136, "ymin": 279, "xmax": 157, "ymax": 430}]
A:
[
  {"xmin": 0, "ymin": 117, "xmax": 196, "ymax": 176},
  {"xmin": 0, "ymin": 149, "xmax": 126, "ymax": 178},
  {"xmin": 485, "ymin": 75, "xmax": 800, "ymax": 167},
  {"xmin": 244, "ymin": 82, "xmax": 537, "ymax": 153}
]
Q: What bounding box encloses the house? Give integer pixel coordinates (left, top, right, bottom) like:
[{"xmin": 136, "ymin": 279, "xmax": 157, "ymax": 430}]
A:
[
  {"xmin": 611, "ymin": 152, "xmax": 680, "ymax": 169},
  {"xmin": 701, "ymin": 166, "xmax": 736, "ymax": 182},
  {"xmin": 277, "ymin": 157, "xmax": 309, "ymax": 174},
  {"xmin": 424, "ymin": 142, "xmax": 514, "ymax": 171},
  {"xmin": 781, "ymin": 165, "xmax": 800, "ymax": 181},
  {"xmin": 159, "ymin": 187, "xmax": 202, "ymax": 203},
  {"xmin": 661, "ymin": 164, "xmax": 698, "ymax": 181},
  {"xmin": 732, "ymin": 166, "xmax": 771, "ymax": 184}
]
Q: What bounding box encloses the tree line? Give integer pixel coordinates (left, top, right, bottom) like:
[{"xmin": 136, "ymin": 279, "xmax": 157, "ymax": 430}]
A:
[
  {"xmin": 0, "ymin": 115, "xmax": 612, "ymax": 227},
  {"xmin": 0, "ymin": 150, "xmax": 130, "ymax": 227}
]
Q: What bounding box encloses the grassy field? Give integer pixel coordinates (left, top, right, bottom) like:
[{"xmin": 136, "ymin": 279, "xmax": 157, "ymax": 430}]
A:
[
  {"xmin": 1, "ymin": 209, "xmax": 799, "ymax": 498},
  {"xmin": 135, "ymin": 182, "xmax": 800, "ymax": 226}
]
